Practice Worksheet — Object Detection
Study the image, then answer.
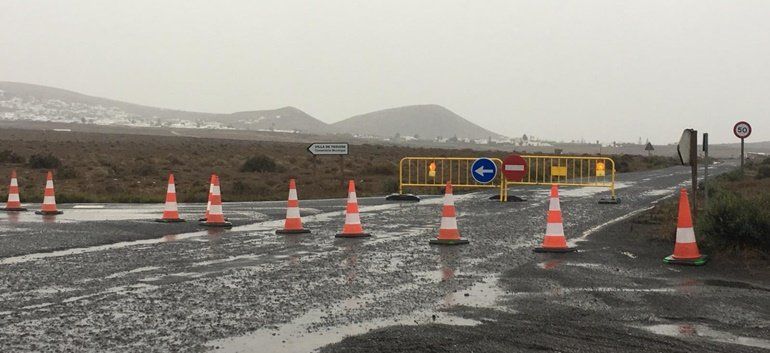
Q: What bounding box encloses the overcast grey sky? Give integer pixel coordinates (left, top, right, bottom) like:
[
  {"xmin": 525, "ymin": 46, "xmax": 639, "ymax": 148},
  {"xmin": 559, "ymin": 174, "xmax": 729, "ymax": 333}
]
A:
[{"xmin": 1, "ymin": 0, "xmax": 768, "ymax": 143}]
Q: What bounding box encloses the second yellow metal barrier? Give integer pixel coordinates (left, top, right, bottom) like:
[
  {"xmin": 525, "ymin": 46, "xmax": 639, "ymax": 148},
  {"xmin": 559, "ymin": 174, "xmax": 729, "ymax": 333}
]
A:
[{"xmin": 503, "ymin": 155, "xmax": 616, "ymax": 203}]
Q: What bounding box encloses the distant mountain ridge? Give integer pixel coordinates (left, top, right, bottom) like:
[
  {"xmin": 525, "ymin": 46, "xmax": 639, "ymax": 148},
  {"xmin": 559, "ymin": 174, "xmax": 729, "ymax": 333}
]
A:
[
  {"xmin": 0, "ymin": 81, "xmax": 505, "ymax": 139},
  {"xmin": 331, "ymin": 104, "xmax": 504, "ymax": 140}
]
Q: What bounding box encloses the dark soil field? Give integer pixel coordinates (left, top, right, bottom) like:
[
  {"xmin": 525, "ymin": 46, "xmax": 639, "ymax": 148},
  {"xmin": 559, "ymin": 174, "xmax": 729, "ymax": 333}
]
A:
[{"xmin": 0, "ymin": 127, "xmax": 679, "ymax": 203}]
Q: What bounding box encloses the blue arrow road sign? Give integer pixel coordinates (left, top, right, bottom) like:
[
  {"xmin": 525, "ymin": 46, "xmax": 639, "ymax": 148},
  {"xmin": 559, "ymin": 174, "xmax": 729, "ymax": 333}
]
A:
[{"xmin": 471, "ymin": 158, "xmax": 497, "ymax": 184}]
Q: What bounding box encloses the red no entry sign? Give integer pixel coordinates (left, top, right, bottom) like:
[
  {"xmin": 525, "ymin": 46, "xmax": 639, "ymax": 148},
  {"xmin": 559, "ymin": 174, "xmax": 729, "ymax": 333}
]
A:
[{"xmin": 503, "ymin": 154, "xmax": 528, "ymax": 182}]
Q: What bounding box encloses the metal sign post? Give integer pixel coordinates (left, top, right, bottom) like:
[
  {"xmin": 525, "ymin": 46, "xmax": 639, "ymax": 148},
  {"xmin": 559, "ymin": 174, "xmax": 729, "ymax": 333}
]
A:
[
  {"xmin": 677, "ymin": 129, "xmax": 697, "ymax": 220},
  {"xmin": 703, "ymin": 133, "xmax": 709, "ymax": 210},
  {"xmin": 690, "ymin": 130, "xmax": 698, "ymax": 221},
  {"xmin": 308, "ymin": 143, "xmax": 350, "ymax": 185},
  {"xmin": 733, "ymin": 121, "xmax": 752, "ymax": 170}
]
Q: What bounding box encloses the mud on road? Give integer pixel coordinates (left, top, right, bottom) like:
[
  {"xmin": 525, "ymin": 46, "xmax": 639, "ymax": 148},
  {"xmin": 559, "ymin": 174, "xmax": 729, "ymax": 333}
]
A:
[{"xmin": 1, "ymin": 162, "xmax": 768, "ymax": 352}]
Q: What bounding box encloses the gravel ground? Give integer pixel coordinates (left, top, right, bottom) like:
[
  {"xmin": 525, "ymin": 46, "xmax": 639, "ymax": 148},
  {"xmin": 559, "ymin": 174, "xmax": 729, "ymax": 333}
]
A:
[{"xmin": 3, "ymin": 162, "xmax": 764, "ymax": 353}]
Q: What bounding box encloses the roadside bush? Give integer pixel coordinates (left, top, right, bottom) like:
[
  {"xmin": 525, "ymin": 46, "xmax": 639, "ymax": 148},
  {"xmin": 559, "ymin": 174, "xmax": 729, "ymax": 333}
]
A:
[
  {"xmin": 0, "ymin": 150, "xmax": 24, "ymax": 163},
  {"xmin": 699, "ymin": 187, "xmax": 770, "ymax": 254},
  {"xmin": 232, "ymin": 180, "xmax": 253, "ymax": 194},
  {"xmin": 381, "ymin": 177, "xmax": 399, "ymax": 193},
  {"xmin": 368, "ymin": 163, "xmax": 395, "ymax": 175},
  {"xmin": 756, "ymin": 165, "xmax": 770, "ymax": 180},
  {"xmin": 133, "ymin": 163, "xmax": 158, "ymax": 176},
  {"xmin": 241, "ymin": 154, "xmax": 278, "ymax": 173},
  {"xmin": 58, "ymin": 165, "xmax": 79, "ymax": 179},
  {"xmin": 27, "ymin": 153, "xmax": 61, "ymax": 169},
  {"xmin": 721, "ymin": 169, "xmax": 744, "ymax": 182}
]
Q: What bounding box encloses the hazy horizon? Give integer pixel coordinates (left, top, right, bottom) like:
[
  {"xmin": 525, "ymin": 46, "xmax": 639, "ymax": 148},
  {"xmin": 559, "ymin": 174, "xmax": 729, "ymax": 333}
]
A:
[{"xmin": 2, "ymin": 0, "xmax": 768, "ymax": 143}]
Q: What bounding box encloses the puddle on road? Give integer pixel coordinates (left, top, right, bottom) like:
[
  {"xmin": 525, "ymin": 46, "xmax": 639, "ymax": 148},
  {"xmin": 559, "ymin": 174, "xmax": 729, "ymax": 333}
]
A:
[
  {"xmin": 531, "ymin": 182, "xmax": 634, "ymax": 199},
  {"xmin": 641, "ymin": 188, "xmax": 676, "ymax": 197},
  {"xmin": 209, "ymin": 276, "xmax": 505, "ymax": 353},
  {"xmin": 0, "ymin": 229, "xmax": 209, "ymax": 265},
  {"xmin": 210, "ymin": 307, "xmax": 479, "ymax": 353},
  {"xmin": 638, "ymin": 323, "xmax": 770, "ymax": 349}
]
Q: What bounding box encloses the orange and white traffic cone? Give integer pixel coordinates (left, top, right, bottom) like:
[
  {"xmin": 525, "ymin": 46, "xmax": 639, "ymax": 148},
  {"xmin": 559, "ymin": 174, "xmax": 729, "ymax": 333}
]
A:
[
  {"xmin": 2, "ymin": 170, "xmax": 27, "ymax": 211},
  {"xmin": 276, "ymin": 178, "xmax": 310, "ymax": 234},
  {"xmin": 664, "ymin": 188, "xmax": 708, "ymax": 265},
  {"xmin": 156, "ymin": 173, "xmax": 185, "ymax": 223},
  {"xmin": 199, "ymin": 173, "xmax": 214, "ymax": 222},
  {"xmin": 430, "ymin": 182, "xmax": 469, "ymax": 245},
  {"xmin": 35, "ymin": 171, "xmax": 63, "ymax": 215},
  {"xmin": 200, "ymin": 174, "xmax": 232, "ymax": 227},
  {"xmin": 534, "ymin": 184, "xmax": 575, "ymax": 253},
  {"xmin": 336, "ymin": 180, "xmax": 370, "ymax": 238}
]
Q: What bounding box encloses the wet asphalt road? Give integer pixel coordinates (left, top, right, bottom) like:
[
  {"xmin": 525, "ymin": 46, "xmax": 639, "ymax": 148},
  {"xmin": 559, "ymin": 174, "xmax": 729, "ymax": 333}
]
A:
[{"xmin": 1, "ymin": 162, "xmax": 766, "ymax": 352}]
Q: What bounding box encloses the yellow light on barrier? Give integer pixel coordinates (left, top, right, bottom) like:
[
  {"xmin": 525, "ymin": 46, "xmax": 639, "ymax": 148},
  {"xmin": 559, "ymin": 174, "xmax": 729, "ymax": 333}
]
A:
[
  {"xmin": 429, "ymin": 161, "xmax": 436, "ymax": 178},
  {"xmin": 596, "ymin": 161, "xmax": 606, "ymax": 177},
  {"xmin": 551, "ymin": 166, "xmax": 567, "ymax": 177}
]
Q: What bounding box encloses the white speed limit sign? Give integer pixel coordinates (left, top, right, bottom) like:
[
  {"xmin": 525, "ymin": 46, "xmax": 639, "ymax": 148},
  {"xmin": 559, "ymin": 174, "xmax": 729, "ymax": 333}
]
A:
[{"xmin": 733, "ymin": 121, "xmax": 752, "ymax": 139}]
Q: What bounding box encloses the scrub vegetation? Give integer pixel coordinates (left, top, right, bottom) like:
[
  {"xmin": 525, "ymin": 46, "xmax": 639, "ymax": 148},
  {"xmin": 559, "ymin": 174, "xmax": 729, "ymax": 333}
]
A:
[
  {"xmin": 637, "ymin": 158, "xmax": 770, "ymax": 260},
  {"xmin": 0, "ymin": 128, "xmax": 680, "ymax": 203}
]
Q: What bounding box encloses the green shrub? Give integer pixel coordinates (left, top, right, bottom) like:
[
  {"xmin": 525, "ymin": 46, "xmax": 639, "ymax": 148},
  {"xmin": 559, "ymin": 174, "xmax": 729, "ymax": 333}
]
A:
[
  {"xmin": 27, "ymin": 153, "xmax": 61, "ymax": 169},
  {"xmin": 232, "ymin": 180, "xmax": 253, "ymax": 194},
  {"xmin": 381, "ymin": 177, "xmax": 399, "ymax": 193},
  {"xmin": 58, "ymin": 165, "xmax": 79, "ymax": 179},
  {"xmin": 368, "ymin": 163, "xmax": 395, "ymax": 175},
  {"xmin": 133, "ymin": 163, "xmax": 157, "ymax": 176},
  {"xmin": 241, "ymin": 155, "xmax": 278, "ymax": 173},
  {"xmin": 756, "ymin": 165, "xmax": 770, "ymax": 179},
  {"xmin": 0, "ymin": 150, "xmax": 24, "ymax": 163},
  {"xmin": 699, "ymin": 187, "xmax": 770, "ymax": 252},
  {"xmin": 721, "ymin": 169, "xmax": 744, "ymax": 182}
]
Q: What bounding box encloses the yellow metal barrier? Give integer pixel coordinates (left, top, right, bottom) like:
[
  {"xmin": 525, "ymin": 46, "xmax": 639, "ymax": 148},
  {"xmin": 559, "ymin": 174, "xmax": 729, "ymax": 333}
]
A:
[
  {"xmin": 504, "ymin": 155, "xmax": 616, "ymax": 202},
  {"xmin": 397, "ymin": 157, "xmax": 506, "ymax": 201},
  {"xmin": 395, "ymin": 155, "xmax": 617, "ymax": 203}
]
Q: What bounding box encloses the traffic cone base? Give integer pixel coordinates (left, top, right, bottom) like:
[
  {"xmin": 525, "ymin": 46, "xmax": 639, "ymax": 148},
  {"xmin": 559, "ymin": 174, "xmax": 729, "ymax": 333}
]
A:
[
  {"xmin": 35, "ymin": 210, "xmax": 63, "ymax": 215},
  {"xmin": 663, "ymin": 254, "xmax": 708, "ymax": 266},
  {"xmin": 1, "ymin": 206, "xmax": 27, "ymax": 211},
  {"xmin": 155, "ymin": 218, "xmax": 186, "ymax": 223},
  {"xmin": 277, "ymin": 228, "xmax": 311, "ymax": 235},
  {"xmin": 430, "ymin": 238, "xmax": 469, "ymax": 245},
  {"xmin": 199, "ymin": 217, "xmax": 228, "ymax": 222},
  {"xmin": 335, "ymin": 232, "xmax": 371, "ymax": 238},
  {"xmin": 534, "ymin": 246, "xmax": 576, "ymax": 253},
  {"xmin": 201, "ymin": 220, "xmax": 233, "ymax": 228}
]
